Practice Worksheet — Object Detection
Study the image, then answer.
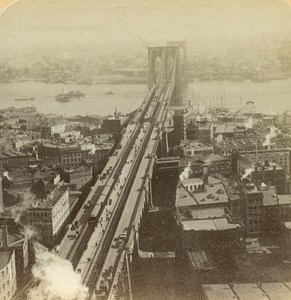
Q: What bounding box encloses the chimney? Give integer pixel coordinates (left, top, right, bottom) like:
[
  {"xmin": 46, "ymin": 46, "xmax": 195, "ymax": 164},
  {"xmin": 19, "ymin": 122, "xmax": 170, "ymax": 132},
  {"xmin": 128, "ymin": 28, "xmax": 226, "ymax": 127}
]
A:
[
  {"xmin": 265, "ymin": 160, "xmax": 269, "ymax": 167},
  {"xmin": 1, "ymin": 225, "xmax": 9, "ymax": 249},
  {"xmin": 203, "ymin": 165, "xmax": 208, "ymax": 184}
]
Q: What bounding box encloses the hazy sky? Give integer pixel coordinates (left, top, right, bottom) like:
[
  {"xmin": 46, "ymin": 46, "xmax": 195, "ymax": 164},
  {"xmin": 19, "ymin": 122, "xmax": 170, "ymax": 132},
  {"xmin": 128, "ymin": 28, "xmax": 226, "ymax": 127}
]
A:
[{"xmin": 0, "ymin": 0, "xmax": 291, "ymax": 58}]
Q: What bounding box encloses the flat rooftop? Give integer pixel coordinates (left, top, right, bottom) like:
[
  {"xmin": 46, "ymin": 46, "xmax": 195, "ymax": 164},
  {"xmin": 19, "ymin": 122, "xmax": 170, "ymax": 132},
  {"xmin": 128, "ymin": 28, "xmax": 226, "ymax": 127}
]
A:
[
  {"xmin": 262, "ymin": 186, "xmax": 278, "ymax": 206},
  {"xmin": 181, "ymin": 217, "xmax": 241, "ymax": 232},
  {"xmin": 202, "ymin": 283, "xmax": 291, "ymax": 300},
  {"xmin": 177, "ymin": 177, "xmax": 229, "ymax": 207},
  {"xmin": 189, "ymin": 207, "xmax": 225, "ymax": 219},
  {"xmin": 181, "ymin": 140, "xmax": 212, "ymax": 149},
  {"xmin": 28, "ymin": 184, "xmax": 69, "ymax": 209},
  {"xmin": 239, "ymin": 158, "xmax": 283, "ymax": 171},
  {"xmin": 0, "ymin": 149, "xmax": 28, "ymax": 158},
  {"xmin": 278, "ymin": 194, "xmax": 291, "ymax": 206}
]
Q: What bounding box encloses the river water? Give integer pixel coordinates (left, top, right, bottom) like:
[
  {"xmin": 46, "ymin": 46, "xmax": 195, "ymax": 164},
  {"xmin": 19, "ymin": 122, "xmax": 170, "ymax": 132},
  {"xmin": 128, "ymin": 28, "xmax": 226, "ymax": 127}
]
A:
[{"xmin": 0, "ymin": 79, "xmax": 291, "ymax": 116}]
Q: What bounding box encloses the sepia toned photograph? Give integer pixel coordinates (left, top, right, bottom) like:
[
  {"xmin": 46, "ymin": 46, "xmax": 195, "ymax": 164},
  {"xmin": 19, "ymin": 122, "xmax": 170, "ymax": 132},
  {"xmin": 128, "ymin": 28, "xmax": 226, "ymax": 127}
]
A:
[{"xmin": 0, "ymin": 0, "xmax": 291, "ymax": 299}]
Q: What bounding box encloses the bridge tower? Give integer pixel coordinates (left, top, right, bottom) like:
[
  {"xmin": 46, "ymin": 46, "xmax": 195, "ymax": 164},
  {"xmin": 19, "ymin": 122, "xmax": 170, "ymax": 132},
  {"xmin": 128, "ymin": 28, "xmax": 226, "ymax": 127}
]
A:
[
  {"xmin": 167, "ymin": 41, "xmax": 187, "ymax": 105},
  {"xmin": 147, "ymin": 46, "xmax": 184, "ymax": 106}
]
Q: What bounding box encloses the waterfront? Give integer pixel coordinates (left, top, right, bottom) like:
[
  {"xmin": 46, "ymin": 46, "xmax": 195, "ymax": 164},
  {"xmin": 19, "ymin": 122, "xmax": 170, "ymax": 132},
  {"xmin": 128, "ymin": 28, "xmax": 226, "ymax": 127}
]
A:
[
  {"xmin": 0, "ymin": 82, "xmax": 148, "ymax": 117},
  {"xmin": 1, "ymin": 79, "xmax": 291, "ymax": 117}
]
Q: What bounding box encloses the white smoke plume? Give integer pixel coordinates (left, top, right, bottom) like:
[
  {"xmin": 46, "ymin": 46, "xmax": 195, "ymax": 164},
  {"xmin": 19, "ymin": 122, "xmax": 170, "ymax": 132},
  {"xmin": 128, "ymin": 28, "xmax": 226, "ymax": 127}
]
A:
[
  {"xmin": 179, "ymin": 162, "xmax": 192, "ymax": 181},
  {"xmin": 22, "ymin": 225, "xmax": 37, "ymax": 240},
  {"xmin": 263, "ymin": 126, "xmax": 281, "ymax": 146},
  {"xmin": 245, "ymin": 117, "xmax": 253, "ymax": 129},
  {"xmin": 3, "ymin": 171, "xmax": 12, "ymax": 181},
  {"xmin": 266, "ymin": 110, "xmax": 277, "ymax": 116},
  {"xmin": 28, "ymin": 242, "xmax": 88, "ymax": 300},
  {"xmin": 241, "ymin": 168, "xmax": 253, "ymax": 180},
  {"xmin": 216, "ymin": 134, "xmax": 223, "ymax": 143}
]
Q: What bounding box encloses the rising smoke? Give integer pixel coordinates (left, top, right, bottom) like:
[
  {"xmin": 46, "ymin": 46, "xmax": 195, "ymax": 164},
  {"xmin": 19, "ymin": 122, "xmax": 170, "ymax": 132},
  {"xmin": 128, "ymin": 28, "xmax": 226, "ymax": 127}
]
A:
[
  {"xmin": 28, "ymin": 242, "xmax": 88, "ymax": 300},
  {"xmin": 241, "ymin": 168, "xmax": 253, "ymax": 180},
  {"xmin": 263, "ymin": 126, "xmax": 281, "ymax": 146},
  {"xmin": 216, "ymin": 134, "xmax": 223, "ymax": 143},
  {"xmin": 179, "ymin": 162, "xmax": 192, "ymax": 181},
  {"xmin": 245, "ymin": 117, "xmax": 253, "ymax": 129},
  {"xmin": 3, "ymin": 171, "xmax": 12, "ymax": 181},
  {"xmin": 11, "ymin": 191, "xmax": 88, "ymax": 300}
]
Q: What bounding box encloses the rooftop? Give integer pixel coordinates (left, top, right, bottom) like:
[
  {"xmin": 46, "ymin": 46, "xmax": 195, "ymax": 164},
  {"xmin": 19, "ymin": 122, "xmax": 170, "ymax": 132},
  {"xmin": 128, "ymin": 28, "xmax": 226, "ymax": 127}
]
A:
[
  {"xmin": 262, "ymin": 186, "xmax": 278, "ymax": 206},
  {"xmin": 202, "ymin": 283, "xmax": 291, "ymax": 300},
  {"xmin": 278, "ymin": 194, "xmax": 291, "ymax": 206},
  {"xmin": 176, "ymin": 177, "xmax": 229, "ymax": 207},
  {"xmin": 239, "ymin": 157, "xmax": 283, "ymax": 172},
  {"xmin": 215, "ymin": 124, "xmax": 236, "ymax": 134},
  {"xmin": 0, "ymin": 251, "xmax": 12, "ymax": 270},
  {"xmin": 28, "ymin": 184, "xmax": 69, "ymax": 209},
  {"xmin": 204, "ymin": 153, "xmax": 229, "ymax": 163},
  {"xmin": 222, "ymin": 177, "xmax": 241, "ymax": 202},
  {"xmin": 180, "ymin": 140, "xmax": 212, "ymax": 149},
  {"xmin": 181, "ymin": 217, "xmax": 240, "ymax": 231},
  {"xmin": 0, "ymin": 149, "xmax": 28, "ymax": 159},
  {"xmin": 189, "ymin": 207, "xmax": 225, "ymax": 219}
]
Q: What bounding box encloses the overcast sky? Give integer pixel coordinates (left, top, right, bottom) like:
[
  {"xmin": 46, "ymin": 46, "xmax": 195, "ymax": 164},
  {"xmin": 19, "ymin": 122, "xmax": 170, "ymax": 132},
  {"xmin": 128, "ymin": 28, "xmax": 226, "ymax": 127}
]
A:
[{"xmin": 0, "ymin": 0, "xmax": 291, "ymax": 58}]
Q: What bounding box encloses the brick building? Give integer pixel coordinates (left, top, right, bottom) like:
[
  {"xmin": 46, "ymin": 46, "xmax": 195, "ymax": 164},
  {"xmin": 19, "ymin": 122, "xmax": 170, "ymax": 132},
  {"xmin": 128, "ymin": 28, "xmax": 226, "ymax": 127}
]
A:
[
  {"xmin": 25, "ymin": 183, "xmax": 70, "ymax": 249},
  {"xmin": 0, "ymin": 150, "xmax": 29, "ymax": 169},
  {"xmin": 38, "ymin": 143, "xmax": 90, "ymax": 169}
]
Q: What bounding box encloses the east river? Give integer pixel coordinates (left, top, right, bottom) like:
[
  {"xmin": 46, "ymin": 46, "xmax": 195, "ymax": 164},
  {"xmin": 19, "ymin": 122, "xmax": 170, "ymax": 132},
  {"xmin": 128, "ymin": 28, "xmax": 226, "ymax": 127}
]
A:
[{"xmin": 1, "ymin": 79, "xmax": 291, "ymax": 116}]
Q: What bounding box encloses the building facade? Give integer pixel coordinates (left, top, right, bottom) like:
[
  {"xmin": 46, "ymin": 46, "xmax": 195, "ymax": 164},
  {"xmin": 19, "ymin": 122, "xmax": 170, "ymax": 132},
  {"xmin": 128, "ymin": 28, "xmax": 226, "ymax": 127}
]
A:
[
  {"xmin": 26, "ymin": 184, "xmax": 70, "ymax": 249},
  {"xmin": 0, "ymin": 250, "xmax": 17, "ymax": 300}
]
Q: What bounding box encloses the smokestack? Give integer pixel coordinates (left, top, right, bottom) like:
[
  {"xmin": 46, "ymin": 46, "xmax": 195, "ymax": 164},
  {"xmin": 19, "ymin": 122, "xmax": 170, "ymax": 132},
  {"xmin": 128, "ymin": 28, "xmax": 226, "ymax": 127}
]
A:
[
  {"xmin": 1, "ymin": 225, "xmax": 9, "ymax": 249},
  {"xmin": 203, "ymin": 165, "xmax": 208, "ymax": 184}
]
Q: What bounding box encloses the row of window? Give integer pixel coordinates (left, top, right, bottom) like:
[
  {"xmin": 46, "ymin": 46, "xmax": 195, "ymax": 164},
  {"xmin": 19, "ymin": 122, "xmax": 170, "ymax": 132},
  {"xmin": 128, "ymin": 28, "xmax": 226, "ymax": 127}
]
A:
[
  {"xmin": 62, "ymin": 158, "xmax": 81, "ymax": 163},
  {"xmin": 30, "ymin": 212, "xmax": 51, "ymax": 218},
  {"xmin": 61, "ymin": 153, "xmax": 81, "ymax": 158},
  {"xmin": 0, "ymin": 157, "xmax": 27, "ymax": 164}
]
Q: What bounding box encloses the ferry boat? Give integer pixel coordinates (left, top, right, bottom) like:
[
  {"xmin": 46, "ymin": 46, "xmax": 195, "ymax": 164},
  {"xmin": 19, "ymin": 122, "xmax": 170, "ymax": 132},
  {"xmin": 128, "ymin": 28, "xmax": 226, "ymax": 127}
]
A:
[{"xmin": 55, "ymin": 90, "xmax": 85, "ymax": 102}]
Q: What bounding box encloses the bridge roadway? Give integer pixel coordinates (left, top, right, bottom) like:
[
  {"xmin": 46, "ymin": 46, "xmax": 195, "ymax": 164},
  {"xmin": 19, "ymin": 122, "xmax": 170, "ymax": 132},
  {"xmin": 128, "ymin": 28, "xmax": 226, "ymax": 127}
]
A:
[
  {"xmin": 57, "ymin": 85, "xmax": 157, "ymax": 263},
  {"xmin": 87, "ymin": 81, "xmax": 174, "ymax": 299},
  {"xmin": 76, "ymin": 121, "xmax": 151, "ymax": 279},
  {"xmin": 79, "ymin": 91, "xmax": 164, "ymax": 290}
]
